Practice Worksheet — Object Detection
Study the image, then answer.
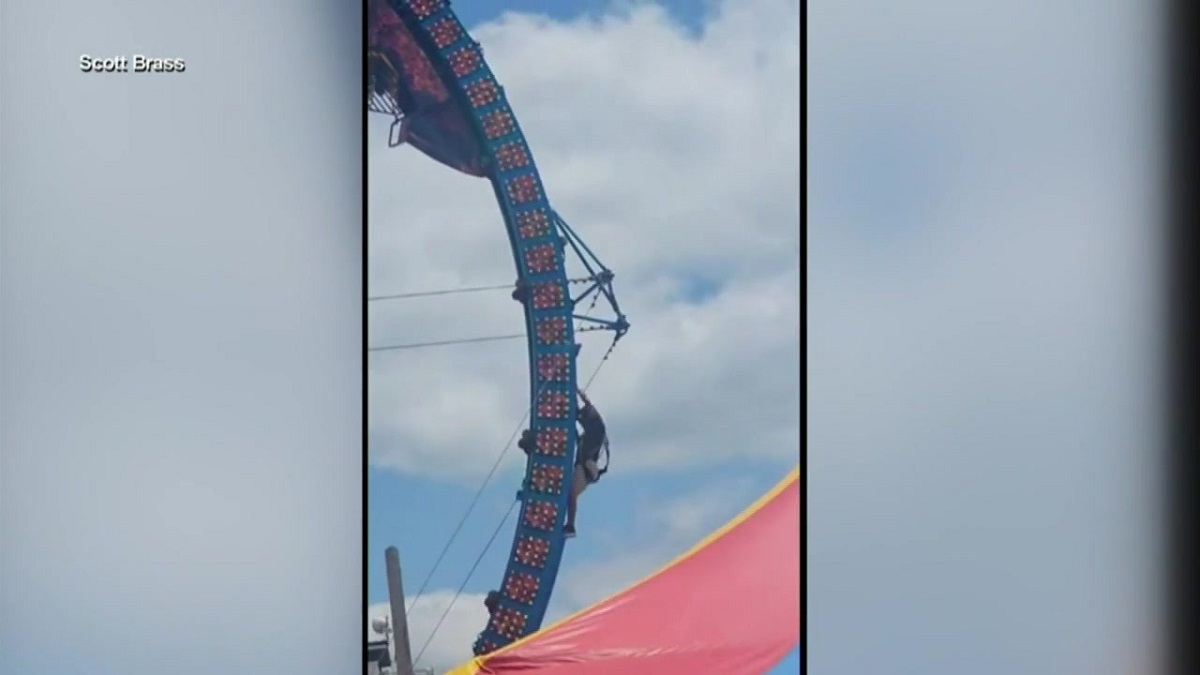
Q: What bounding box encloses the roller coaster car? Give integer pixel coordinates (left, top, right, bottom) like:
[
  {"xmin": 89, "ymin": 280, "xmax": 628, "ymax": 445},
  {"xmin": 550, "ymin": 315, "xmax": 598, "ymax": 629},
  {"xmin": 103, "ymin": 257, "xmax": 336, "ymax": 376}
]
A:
[
  {"xmin": 484, "ymin": 590, "xmax": 502, "ymax": 614},
  {"xmin": 369, "ymin": 48, "xmax": 411, "ymax": 110},
  {"xmin": 518, "ymin": 429, "xmax": 535, "ymax": 455},
  {"xmin": 368, "ymin": 31, "xmax": 491, "ymax": 176},
  {"xmin": 512, "ymin": 279, "xmax": 530, "ymax": 303}
]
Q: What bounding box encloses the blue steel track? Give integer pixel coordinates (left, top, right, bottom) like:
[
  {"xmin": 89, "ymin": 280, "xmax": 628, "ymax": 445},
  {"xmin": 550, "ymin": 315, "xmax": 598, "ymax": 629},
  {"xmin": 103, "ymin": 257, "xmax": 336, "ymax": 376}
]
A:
[{"xmin": 370, "ymin": 0, "xmax": 629, "ymax": 656}]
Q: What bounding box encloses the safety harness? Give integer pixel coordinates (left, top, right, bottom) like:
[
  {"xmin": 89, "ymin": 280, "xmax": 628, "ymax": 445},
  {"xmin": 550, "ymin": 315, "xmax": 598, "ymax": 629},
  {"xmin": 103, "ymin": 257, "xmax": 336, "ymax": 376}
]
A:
[{"xmin": 594, "ymin": 436, "xmax": 610, "ymax": 480}]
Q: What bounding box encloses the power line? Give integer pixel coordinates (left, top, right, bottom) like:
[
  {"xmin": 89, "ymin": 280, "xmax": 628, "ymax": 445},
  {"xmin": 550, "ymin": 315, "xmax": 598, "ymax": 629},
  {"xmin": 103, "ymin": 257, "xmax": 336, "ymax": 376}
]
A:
[
  {"xmin": 401, "ymin": 379, "xmax": 551, "ymax": 618},
  {"xmin": 407, "ymin": 355, "xmax": 616, "ymax": 665},
  {"xmin": 370, "ymin": 275, "xmax": 595, "ymax": 304},
  {"xmin": 412, "ymin": 498, "xmax": 519, "ymax": 669},
  {"xmin": 390, "ymin": 349, "xmax": 615, "ymax": 614},
  {"xmin": 370, "ymin": 324, "xmax": 618, "ymax": 353},
  {"xmin": 368, "ymin": 333, "xmax": 525, "ymax": 352},
  {"xmin": 369, "ymin": 283, "xmax": 516, "ymax": 302}
]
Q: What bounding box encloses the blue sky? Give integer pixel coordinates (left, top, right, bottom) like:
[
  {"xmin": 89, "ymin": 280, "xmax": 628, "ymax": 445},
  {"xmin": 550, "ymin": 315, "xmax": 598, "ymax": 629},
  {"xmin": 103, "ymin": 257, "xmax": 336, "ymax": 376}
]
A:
[
  {"xmin": 367, "ymin": 466, "xmax": 789, "ymax": 606},
  {"xmin": 767, "ymin": 646, "xmax": 802, "ymax": 674}
]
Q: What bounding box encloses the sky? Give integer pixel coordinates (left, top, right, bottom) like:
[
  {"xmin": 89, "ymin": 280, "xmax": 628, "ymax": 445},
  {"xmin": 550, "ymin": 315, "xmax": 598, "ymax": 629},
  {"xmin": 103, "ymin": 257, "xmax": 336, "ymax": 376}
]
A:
[
  {"xmin": 369, "ymin": 0, "xmax": 1160, "ymax": 673},
  {"xmin": 367, "ymin": 0, "xmax": 799, "ymax": 672}
]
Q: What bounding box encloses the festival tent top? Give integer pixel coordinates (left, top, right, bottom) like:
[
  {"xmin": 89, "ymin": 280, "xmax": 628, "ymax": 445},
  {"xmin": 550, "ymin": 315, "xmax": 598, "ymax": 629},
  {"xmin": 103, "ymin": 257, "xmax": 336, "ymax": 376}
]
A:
[{"xmin": 446, "ymin": 466, "xmax": 801, "ymax": 675}]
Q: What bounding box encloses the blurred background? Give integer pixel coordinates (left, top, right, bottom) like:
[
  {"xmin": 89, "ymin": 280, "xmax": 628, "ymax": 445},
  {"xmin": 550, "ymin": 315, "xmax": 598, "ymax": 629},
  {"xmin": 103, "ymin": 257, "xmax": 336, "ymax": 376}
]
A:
[
  {"xmin": 1, "ymin": 2, "xmax": 362, "ymax": 673},
  {"xmin": 0, "ymin": 0, "xmax": 1168, "ymax": 672},
  {"xmin": 365, "ymin": 0, "xmax": 1165, "ymax": 672},
  {"xmin": 808, "ymin": 0, "xmax": 1164, "ymax": 673}
]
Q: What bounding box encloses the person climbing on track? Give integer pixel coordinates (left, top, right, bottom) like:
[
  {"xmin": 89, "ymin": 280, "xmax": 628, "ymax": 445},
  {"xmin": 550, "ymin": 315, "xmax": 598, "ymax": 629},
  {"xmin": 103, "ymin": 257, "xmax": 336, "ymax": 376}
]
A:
[{"xmin": 565, "ymin": 386, "xmax": 608, "ymax": 539}]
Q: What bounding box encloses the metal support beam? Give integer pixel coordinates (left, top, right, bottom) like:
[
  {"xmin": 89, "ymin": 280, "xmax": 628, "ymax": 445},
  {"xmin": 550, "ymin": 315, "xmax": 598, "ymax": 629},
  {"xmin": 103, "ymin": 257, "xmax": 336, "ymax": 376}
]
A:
[{"xmin": 385, "ymin": 546, "xmax": 415, "ymax": 675}]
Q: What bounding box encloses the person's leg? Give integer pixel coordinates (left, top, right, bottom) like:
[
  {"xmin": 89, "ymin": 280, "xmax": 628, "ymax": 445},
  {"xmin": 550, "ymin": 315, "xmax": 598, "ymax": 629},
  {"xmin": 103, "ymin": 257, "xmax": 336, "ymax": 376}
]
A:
[{"xmin": 566, "ymin": 468, "xmax": 586, "ymax": 536}]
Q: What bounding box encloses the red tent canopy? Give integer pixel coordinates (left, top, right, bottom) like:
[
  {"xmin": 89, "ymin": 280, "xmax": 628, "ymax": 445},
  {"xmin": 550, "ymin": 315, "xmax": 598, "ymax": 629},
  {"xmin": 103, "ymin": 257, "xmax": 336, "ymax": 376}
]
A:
[{"xmin": 447, "ymin": 466, "xmax": 801, "ymax": 675}]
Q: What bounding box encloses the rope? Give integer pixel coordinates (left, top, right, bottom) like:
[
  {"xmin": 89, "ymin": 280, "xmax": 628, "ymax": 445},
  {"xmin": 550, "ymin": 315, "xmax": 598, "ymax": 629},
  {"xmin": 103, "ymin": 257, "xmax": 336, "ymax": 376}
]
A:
[
  {"xmin": 402, "ymin": 379, "xmax": 551, "ymax": 617},
  {"xmin": 397, "ymin": 330, "xmax": 621, "ymax": 663},
  {"xmin": 410, "ymin": 350, "xmax": 619, "ymax": 663},
  {"xmin": 369, "ymin": 333, "xmax": 525, "ymax": 352},
  {"xmin": 581, "ymin": 336, "xmax": 621, "ymax": 392},
  {"xmin": 406, "ymin": 347, "xmax": 617, "ymax": 662},
  {"xmin": 394, "ymin": 335, "xmax": 617, "ymax": 608},
  {"xmin": 412, "ymin": 498, "xmax": 519, "ymax": 669}
]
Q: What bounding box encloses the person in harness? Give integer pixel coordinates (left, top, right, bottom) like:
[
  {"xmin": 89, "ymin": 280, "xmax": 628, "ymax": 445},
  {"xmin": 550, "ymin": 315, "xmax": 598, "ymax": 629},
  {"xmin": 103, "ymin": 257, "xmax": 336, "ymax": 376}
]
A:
[{"xmin": 565, "ymin": 387, "xmax": 608, "ymax": 538}]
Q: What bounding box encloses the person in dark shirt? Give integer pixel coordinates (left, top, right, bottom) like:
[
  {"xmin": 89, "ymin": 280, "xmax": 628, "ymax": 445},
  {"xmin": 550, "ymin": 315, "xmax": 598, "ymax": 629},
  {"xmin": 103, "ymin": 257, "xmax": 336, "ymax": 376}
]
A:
[{"xmin": 565, "ymin": 387, "xmax": 608, "ymax": 538}]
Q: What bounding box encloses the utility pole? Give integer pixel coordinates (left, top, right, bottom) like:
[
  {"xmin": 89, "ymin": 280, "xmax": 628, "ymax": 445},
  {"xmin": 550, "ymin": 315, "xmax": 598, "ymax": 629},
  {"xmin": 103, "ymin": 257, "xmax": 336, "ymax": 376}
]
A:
[{"xmin": 385, "ymin": 546, "xmax": 416, "ymax": 675}]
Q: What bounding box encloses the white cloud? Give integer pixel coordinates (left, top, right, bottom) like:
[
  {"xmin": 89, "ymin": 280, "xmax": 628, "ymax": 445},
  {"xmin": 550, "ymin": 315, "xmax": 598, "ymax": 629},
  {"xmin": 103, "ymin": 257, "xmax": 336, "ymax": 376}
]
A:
[
  {"xmin": 551, "ymin": 477, "xmax": 761, "ymax": 615},
  {"xmin": 368, "ymin": 0, "xmax": 801, "ymax": 482}
]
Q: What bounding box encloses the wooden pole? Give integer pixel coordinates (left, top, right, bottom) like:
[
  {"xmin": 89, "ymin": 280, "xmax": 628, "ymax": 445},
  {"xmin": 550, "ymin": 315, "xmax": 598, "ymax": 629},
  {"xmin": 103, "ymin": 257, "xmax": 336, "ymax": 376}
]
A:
[{"xmin": 385, "ymin": 546, "xmax": 415, "ymax": 675}]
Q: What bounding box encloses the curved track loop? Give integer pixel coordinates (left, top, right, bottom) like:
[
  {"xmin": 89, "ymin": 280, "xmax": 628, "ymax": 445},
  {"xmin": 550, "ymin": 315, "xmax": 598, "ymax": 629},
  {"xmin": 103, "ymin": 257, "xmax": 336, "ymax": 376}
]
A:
[{"xmin": 369, "ymin": 0, "xmax": 629, "ymax": 655}]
